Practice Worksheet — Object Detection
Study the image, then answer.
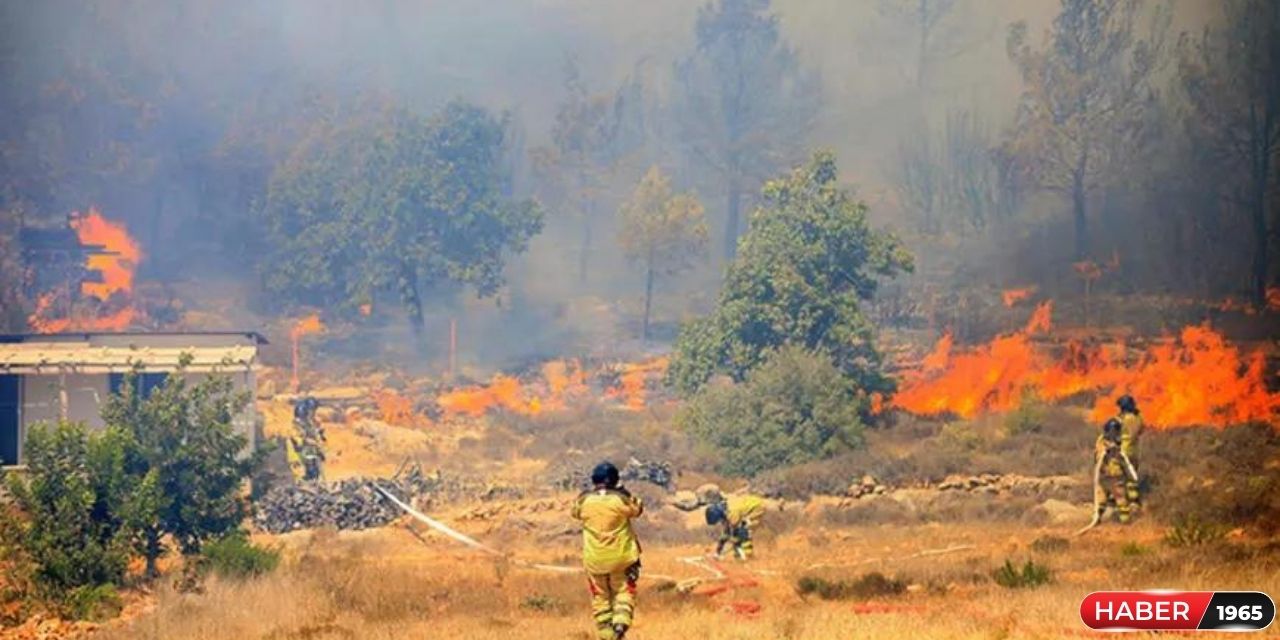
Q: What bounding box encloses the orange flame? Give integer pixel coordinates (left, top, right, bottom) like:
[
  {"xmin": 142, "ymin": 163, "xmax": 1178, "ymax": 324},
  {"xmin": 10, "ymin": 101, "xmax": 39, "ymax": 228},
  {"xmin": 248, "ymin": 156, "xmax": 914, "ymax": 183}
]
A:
[
  {"xmin": 27, "ymin": 208, "xmax": 143, "ymax": 333},
  {"xmin": 604, "ymin": 357, "xmax": 669, "ymax": 411},
  {"xmin": 373, "ymin": 388, "xmax": 419, "ymax": 427},
  {"xmin": 437, "ymin": 374, "xmax": 541, "ymax": 418},
  {"xmin": 1001, "ymin": 286, "xmax": 1036, "ymax": 307},
  {"xmin": 894, "ymin": 303, "xmax": 1280, "ymax": 429},
  {"xmin": 76, "ymin": 209, "xmax": 140, "ymax": 299}
]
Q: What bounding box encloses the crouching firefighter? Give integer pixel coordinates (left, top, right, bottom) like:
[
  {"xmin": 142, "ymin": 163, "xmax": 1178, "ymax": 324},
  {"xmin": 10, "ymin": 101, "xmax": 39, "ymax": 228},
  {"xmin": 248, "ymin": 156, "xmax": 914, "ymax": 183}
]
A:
[
  {"xmin": 1087, "ymin": 418, "xmax": 1139, "ymax": 529},
  {"xmin": 572, "ymin": 462, "xmax": 644, "ymax": 640},
  {"xmin": 705, "ymin": 493, "xmax": 764, "ymax": 560}
]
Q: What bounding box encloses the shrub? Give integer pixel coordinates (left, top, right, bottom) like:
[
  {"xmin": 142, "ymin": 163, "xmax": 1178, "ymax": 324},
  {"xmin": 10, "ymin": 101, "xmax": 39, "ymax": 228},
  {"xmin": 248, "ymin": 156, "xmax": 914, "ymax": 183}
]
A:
[
  {"xmin": 2, "ymin": 422, "xmax": 129, "ymax": 615},
  {"xmin": 1002, "ymin": 394, "xmax": 1045, "ymax": 436},
  {"xmin": 200, "ymin": 532, "xmax": 280, "ymax": 579},
  {"xmin": 1164, "ymin": 516, "xmax": 1226, "ymax": 548},
  {"xmin": 1119, "ymin": 542, "xmax": 1150, "ymax": 557},
  {"xmin": 677, "ymin": 346, "xmax": 868, "ymax": 476},
  {"xmin": 992, "ymin": 559, "xmax": 1051, "ymax": 589},
  {"xmin": 795, "ymin": 572, "xmax": 906, "ymax": 600},
  {"xmin": 1030, "ymin": 535, "xmax": 1069, "ymax": 554},
  {"xmin": 519, "ymin": 593, "xmax": 566, "ymax": 613},
  {"xmin": 938, "ymin": 422, "xmax": 980, "ymax": 451},
  {"xmin": 62, "ymin": 584, "xmax": 122, "ymax": 621}
]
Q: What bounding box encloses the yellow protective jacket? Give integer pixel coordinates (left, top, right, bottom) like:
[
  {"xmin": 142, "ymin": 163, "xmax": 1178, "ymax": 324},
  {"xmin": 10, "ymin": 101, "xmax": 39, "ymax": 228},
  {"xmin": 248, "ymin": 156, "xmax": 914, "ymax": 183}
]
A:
[
  {"xmin": 725, "ymin": 494, "xmax": 764, "ymax": 529},
  {"xmin": 1118, "ymin": 412, "xmax": 1143, "ymax": 460},
  {"xmin": 572, "ymin": 488, "xmax": 644, "ymax": 574}
]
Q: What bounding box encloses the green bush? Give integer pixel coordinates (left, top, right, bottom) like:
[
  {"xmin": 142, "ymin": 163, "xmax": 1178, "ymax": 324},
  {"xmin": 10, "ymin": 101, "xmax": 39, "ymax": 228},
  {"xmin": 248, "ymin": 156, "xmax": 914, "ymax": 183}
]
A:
[
  {"xmin": 200, "ymin": 532, "xmax": 280, "ymax": 579},
  {"xmin": 1002, "ymin": 394, "xmax": 1045, "ymax": 436},
  {"xmin": 795, "ymin": 572, "xmax": 906, "ymax": 600},
  {"xmin": 677, "ymin": 346, "xmax": 868, "ymax": 476},
  {"xmin": 1164, "ymin": 516, "xmax": 1227, "ymax": 547},
  {"xmin": 2, "ymin": 422, "xmax": 129, "ymax": 615},
  {"xmin": 61, "ymin": 584, "xmax": 122, "ymax": 621},
  {"xmin": 992, "ymin": 559, "xmax": 1051, "ymax": 589}
]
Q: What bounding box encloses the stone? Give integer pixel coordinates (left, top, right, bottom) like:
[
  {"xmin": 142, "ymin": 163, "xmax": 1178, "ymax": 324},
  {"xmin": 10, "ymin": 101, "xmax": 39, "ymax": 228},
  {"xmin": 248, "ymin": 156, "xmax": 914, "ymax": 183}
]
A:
[
  {"xmin": 695, "ymin": 483, "xmax": 722, "ymax": 505},
  {"xmin": 669, "ymin": 490, "xmax": 701, "ymax": 511}
]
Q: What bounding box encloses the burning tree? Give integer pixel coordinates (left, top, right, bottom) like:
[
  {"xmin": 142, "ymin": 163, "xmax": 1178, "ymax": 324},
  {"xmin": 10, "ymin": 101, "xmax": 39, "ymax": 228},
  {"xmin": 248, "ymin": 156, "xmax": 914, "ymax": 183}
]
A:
[
  {"xmin": 667, "ymin": 151, "xmax": 913, "ymax": 402},
  {"xmin": 259, "ymin": 101, "xmax": 543, "ymax": 338}
]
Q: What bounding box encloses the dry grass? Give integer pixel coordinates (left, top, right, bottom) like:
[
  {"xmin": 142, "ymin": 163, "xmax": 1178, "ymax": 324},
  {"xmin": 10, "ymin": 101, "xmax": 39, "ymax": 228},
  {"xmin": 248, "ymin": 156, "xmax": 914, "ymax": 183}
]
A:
[{"xmin": 93, "ymin": 510, "xmax": 1280, "ymax": 640}]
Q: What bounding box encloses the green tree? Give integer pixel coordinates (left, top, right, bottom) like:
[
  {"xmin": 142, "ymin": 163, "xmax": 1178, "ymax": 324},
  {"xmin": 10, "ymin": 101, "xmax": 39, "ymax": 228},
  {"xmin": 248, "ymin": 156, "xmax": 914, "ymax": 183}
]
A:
[
  {"xmin": 1003, "ymin": 0, "xmax": 1167, "ymax": 259},
  {"xmin": 674, "ymin": 0, "xmax": 821, "ymax": 260},
  {"xmin": 259, "ymin": 100, "xmax": 543, "ymax": 334},
  {"xmin": 2, "ymin": 421, "xmax": 128, "ymax": 611},
  {"xmin": 1177, "ymin": 0, "xmax": 1280, "ymax": 309},
  {"xmin": 99, "ymin": 368, "xmax": 258, "ymax": 577},
  {"xmin": 667, "ymin": 152, "xmax": 913, "ymax": 398},
  {"xmin": 678, "ymin": 345, "xmax": 866, "ymax": 476},
  {"xmin": 618, "ymin": 166, "xmax": 709, "ymax": 341}
]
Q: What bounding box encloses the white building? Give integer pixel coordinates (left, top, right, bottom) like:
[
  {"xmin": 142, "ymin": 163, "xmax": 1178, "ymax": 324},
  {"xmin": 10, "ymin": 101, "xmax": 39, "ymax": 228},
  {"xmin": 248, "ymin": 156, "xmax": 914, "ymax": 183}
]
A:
[{"xmin": 0, "ymin": 331, "xmax": 265, "ymax": 467}]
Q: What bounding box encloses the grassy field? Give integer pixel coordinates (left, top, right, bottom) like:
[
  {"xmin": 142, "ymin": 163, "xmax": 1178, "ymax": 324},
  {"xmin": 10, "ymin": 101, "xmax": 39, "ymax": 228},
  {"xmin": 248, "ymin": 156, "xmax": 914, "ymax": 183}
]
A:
[{"xmin": 96, "ymin": 509, "xmax": 1280, "ymax": 640}]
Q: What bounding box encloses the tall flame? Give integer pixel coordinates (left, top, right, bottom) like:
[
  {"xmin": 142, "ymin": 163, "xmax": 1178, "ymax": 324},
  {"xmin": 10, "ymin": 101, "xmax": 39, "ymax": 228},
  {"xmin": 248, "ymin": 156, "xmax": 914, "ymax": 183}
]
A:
[
  {"xmin": 76, "ymin": 209, "xmax": 140, "ymax": 299},
  {"xmin": 894, "ymin": 303, "xmax": 1280, "ymax": 429}
]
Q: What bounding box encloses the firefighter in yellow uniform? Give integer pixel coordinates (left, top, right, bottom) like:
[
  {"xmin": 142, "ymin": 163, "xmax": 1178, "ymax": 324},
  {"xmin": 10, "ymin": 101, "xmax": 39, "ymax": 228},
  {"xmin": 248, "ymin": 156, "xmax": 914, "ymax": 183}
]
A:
[
  {"xmin": 706, "ymin": 493, "xmax": 764, "ymax": 560},
  {"xmin": 1115, "ymin": 394, "xmax": 1144, "ymax": 507},
  {"xmin": 571, "ymin": 462, "xmax": 643, "ymax": 640},
  {"xmin": 1093, "ymin": 418, "xmax": 1134, "ymax": 524}
]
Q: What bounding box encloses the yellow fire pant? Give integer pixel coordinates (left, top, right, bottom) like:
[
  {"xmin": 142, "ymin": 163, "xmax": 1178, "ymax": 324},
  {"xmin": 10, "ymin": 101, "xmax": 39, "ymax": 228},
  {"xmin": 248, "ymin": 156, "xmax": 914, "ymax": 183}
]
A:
[{"xmin": 587, "ymin": 564, "xmax": 637, "ymax": 639}]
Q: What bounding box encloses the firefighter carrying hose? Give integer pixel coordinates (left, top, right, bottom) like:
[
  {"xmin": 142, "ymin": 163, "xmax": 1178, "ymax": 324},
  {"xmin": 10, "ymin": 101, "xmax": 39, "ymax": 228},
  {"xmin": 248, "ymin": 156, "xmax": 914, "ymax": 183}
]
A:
[
  {"xmin": 571, "ymin": 462, "xmax": 644, "ymax": 640},
  {"xmin": 705, "ymin": 492, "xmax": 764, "ymax": 560},
  {"xmin": 1114, "ymin": 394, "xmax": 1144, "ymax": 507},
  {"xmin": 1092, "ymin": 417, "xmax": 1138, "ymax": 525}
]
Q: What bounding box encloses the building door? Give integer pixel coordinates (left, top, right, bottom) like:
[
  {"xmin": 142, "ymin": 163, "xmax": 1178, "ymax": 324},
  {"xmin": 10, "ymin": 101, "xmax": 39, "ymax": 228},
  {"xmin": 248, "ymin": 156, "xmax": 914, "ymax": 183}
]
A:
[{"xmin": 0, "ymin": 375, "xmax": 18, "ymax": 465}]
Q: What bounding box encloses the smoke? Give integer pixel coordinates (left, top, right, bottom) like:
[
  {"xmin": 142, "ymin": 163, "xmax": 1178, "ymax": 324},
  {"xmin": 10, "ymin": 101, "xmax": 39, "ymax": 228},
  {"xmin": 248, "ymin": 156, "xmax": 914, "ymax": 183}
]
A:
[{"xmin": 0, "ymin": 0, "xmax": 1229, "ymax": 370}]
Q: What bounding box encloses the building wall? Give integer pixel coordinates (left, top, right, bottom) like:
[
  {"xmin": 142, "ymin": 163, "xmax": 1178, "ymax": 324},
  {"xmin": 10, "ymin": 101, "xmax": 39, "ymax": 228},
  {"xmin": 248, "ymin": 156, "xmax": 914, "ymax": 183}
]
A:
[{"xmin": 14, "ymin": 368, "xmax": 257, "ymax": 464}]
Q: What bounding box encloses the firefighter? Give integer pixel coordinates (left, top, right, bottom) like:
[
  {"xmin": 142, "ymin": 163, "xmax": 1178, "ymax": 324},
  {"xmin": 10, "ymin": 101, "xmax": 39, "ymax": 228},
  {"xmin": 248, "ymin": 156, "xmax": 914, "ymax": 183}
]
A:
[
  {"xmin": 1092, "ymin": 418, "xmax": 1134, "ymax": 524},
  {"xmin": 571, "ymin": 462, "xmax": 644, "ymax": 640},
  {"xmin": 291, "ymin": 396, "xmax": 326, "ymax": 482},
  {"xmin": 705, "ymin": 493, "xmax": 764, "ymax": 560},
  {"xmin": 1115, "ymin": 394, "xmax": 1144, "ymax": 506}
]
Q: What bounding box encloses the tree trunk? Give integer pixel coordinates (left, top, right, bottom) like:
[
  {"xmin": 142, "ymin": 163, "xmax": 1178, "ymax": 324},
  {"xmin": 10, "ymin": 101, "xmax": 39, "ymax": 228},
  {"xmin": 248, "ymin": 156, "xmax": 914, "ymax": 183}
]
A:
[
  {"xmin": 642, "ymin": 259, "xmax": 655, "ymax": 342},
  {"xmin": 578, "ymin": 199, "xmax": 593, "ymax": 285},
  {"xmin": 1250, "ymin": 161, "xmax": 1269, "ymax": 309},
  {"xmin": 1072, "ymin": 164, "xmax": 1088, "ymax": 261},
  {"xmin": 724, "ymin": 179, "xmax": 742, "ymax": 261},
  {"xmin": 399, "ymin": 263, "xmax": 425, "ymax": 338},
  {"xmin": 144, "ymin": 528, "xmax": 161, "ymax": 579}
]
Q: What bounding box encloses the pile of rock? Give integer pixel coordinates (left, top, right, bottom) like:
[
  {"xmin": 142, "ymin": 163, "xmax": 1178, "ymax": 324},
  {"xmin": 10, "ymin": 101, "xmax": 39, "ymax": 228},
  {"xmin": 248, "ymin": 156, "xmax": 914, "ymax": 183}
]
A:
[
  {"xmin": 935, "ymin": 473, "xmax": 1081, "ymax": 497},
  {"xmin": 667, "ymin": 483, "xmax": 723, "ymax": 511},
  {"xmin": 846, "ymin": 474, "xmax": 890, "ymax": 499},
  {"xmin": 254, "ymin": 476, "xmax": 422, "ymax": 534},
  {"xmin": 620, "ymin": 457, "xmax": 675, "ymax": 490}
]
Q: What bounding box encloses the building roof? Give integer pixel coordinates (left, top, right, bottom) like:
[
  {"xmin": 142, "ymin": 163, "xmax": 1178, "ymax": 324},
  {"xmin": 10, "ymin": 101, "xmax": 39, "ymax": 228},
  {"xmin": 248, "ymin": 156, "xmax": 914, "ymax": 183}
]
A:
[
  {"xmin": 0, "ymin": 331, "xmax": 269, "ymax": 345},
  {"xmin": 0, "ymin": 332, "xmax": 264, "ymax": 374}
]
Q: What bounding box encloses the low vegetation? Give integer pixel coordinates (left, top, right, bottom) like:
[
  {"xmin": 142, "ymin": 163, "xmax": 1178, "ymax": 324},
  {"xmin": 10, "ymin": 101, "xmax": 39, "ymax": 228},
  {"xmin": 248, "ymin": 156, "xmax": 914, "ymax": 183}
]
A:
[
  {"xmin": 795, "ymin": 572, "xmax": 907, "ymax": 600},
  {"xmin": 0, "ymin": 370, "xmax": 261, "ymax": 619},
  {"xmin": 992, "ymin": 559, "xmax": 1052, "ymax": 589}
]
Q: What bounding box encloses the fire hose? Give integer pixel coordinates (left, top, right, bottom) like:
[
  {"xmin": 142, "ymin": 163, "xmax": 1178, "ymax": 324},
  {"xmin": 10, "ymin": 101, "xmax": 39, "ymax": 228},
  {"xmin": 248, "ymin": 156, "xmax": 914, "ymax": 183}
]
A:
[{"xmin": 373, "ymin": 485, "xmax": 701, "ymax": 583}]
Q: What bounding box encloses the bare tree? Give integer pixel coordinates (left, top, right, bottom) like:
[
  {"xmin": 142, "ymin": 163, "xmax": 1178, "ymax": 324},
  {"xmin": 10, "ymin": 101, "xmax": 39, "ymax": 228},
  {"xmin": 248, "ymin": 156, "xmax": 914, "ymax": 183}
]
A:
[
  {"xmin": 674, "ymin": 0, "xmax": 820, "ymax": 261},
  {"xmin": 1003, "ymin": 0, "xmax": 1168, "ymax": 260},
  {"xmin": 1178, "ymin": 0, "xmax": 1280, "ymax": 308}
]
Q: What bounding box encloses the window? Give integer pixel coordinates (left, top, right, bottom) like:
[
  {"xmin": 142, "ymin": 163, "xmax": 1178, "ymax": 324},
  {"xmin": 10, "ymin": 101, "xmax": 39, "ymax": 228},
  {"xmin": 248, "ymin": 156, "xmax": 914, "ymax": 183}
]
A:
[{"xmin": 108, "ymin": 372, "xmax": 169, "ymax": 400}]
